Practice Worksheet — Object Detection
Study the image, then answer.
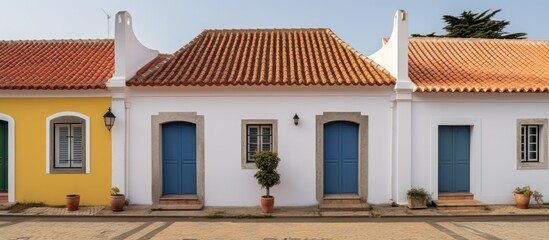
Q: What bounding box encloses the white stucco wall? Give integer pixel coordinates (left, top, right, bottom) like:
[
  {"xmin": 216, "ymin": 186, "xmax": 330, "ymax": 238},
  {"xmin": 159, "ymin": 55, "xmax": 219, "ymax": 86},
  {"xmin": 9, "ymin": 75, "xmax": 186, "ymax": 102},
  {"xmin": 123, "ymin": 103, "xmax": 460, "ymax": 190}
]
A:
[
  {"xmin": 126, "ymin": 85, "xmax": 394, "ymax": 206},
  {"xmin": 412, "ymin": 93, "xmax": 549, "ymax": 204}
]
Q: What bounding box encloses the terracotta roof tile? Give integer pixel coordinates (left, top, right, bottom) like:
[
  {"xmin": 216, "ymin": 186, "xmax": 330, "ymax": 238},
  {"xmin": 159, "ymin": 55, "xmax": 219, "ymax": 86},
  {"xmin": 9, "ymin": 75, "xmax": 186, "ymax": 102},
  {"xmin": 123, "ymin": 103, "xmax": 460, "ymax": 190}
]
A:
[
  {"xmin": 0, "ymin": 39, "xmax": 114, "ymax": 90},
  {"xmin": 128, "ymin": 29, "xmax": 394, "ymax": 87},
  {"xmin": 409, "ymin": 37, "xmax": 549, "ymax": 93}
]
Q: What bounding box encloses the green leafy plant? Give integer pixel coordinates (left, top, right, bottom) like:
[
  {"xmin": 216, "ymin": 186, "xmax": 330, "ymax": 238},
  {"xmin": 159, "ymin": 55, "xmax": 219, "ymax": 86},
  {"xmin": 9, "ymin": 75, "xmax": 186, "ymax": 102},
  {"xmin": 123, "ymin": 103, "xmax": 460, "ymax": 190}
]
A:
[
  {"xmin": 253, "ymin": 151, "xmax": 281, "ymax": 198},
  {"xmin": 514, "ymin": 186, "xmax": 533, "ymax": 197},
  {"xmin": 406, "ymin": 187, "xmax": 432, "ymax": 201},
  {"xmin": 110, "ymin": 186, "xmax": 122, "ymax": 196},
  {"xmin": 533, "ymin": 191, "xmax": 544, "ymax": 206}
]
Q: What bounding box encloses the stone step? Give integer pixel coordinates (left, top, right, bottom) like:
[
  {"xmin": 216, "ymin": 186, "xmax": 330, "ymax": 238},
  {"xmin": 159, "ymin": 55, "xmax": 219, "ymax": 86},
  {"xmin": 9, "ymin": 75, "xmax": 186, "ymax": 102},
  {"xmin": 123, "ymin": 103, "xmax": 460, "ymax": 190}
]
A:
[
  {"xmin": 438, "ymin": 192, "xmax": 474, "ymax": 200},
  {"xmin": 319, "ymin": 202, "xmax": 370, "ymax": 211},
  {"xmin": 152, "ymin": 203, "xmax": 203, "ymax": 211},
  {"xmin": 159, "ymin": 195, "xmax": 199, "ymax": 205},
  {"xmin": 0, "ymin": 192, "xmax": 7, "ymax": 204},
  {"xmin": 433, "ymin": 199, "xmax": 486, "ymax": 212},
  {"xmin": 322, "ymin": 194, "xmax": 361, "ymax": 204}
]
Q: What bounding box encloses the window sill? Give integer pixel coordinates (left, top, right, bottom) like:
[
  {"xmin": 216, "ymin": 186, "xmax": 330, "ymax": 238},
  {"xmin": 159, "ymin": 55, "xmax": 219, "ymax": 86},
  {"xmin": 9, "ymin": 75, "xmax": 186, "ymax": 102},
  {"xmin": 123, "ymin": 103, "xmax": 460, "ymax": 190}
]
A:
[
  {"xmin": 49, "ymin": 169, "xmax": 86, "ymax": 174},
  {"xmin": 517, "ymin": 162, "xmax": 548, "ymax": 170},
  {"xmin": 241, "ymin": 162, "xmax": 257, "ymax": 169}
]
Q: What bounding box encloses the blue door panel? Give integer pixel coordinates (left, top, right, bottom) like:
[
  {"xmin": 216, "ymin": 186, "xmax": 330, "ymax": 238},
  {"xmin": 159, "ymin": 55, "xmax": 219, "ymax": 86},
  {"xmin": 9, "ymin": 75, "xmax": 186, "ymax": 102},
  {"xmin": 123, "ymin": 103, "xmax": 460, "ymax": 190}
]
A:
[
  {"xmin": 438, "ymin": 126, "xmax": 470, "ymax": 193},
  {"xmin": 324, "ymin": 162, "xmax": 339, "ymax": 194},
  {"xmin": 162, "ymin": 166, "xmax": 181, "ymax": 195},
  {"xmin": 341, "ymin": 162, "xmax": 358, "ymax": 193},
  {"xmin": 181, "ymin": 165, "xmax": 197, "ymax": 194},
  {"xmin": 162, "ymin": 122, "xmax": 197, "ymax": 195},
  {"xmin": 438, "ymin": 165, "xmax": 453, "ymax": 192},
  {"xmin": 455, "ymin": 164, "xmax": 470, "ymax": 192},
  {"xmin": 324, "ymin": 121, "xmax": 358, "ymax": 194}
]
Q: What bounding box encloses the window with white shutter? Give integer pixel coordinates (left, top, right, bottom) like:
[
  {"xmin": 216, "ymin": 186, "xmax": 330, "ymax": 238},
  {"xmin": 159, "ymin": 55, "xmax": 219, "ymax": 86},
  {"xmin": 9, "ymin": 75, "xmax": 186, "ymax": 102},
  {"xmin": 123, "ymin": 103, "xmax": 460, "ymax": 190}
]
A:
[
  {"xmin": 517, "ymin": 119, "xmax": 548, "ymax": 169},
  {"xmin": 246, "ymin": 124, "xmax": 273, "ymax": 162},
  {"xmin": 48, "ymin": 114, "xmax": 87, "ymax": 173},
  {"xmin": 54, "ymin": 123, "xmax": 84, "ymax": 168},
  {"xmin": 241, "ymin": 120, "xmax": 278, "ymax": 169}
]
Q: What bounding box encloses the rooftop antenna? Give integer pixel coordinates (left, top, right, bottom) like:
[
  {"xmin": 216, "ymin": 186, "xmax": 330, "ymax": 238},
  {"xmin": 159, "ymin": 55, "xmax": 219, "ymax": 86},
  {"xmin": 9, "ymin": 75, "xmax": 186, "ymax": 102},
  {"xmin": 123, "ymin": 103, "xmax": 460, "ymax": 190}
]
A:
[{"xmin": 101, "ymin": 8, "xmax": 112, "ymax": 38}]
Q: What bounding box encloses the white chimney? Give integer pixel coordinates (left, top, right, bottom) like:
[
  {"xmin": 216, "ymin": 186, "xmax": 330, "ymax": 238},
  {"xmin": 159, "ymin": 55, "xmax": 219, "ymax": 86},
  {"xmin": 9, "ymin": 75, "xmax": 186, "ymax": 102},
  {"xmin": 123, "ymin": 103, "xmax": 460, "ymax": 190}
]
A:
[
  {"xmin": 369, "ymin": 10, "xmax": 413, "ymax": 91},
  {"xmin": 107, "ymin": 11, "xmax": 158, "ymax": 88}
]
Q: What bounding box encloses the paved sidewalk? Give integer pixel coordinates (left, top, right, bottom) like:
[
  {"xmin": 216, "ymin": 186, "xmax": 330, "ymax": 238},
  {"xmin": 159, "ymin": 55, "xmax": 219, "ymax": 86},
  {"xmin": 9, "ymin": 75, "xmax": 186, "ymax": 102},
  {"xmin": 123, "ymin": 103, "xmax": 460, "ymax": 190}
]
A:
[{"xmin": 2, "ymin": 203, "xmax": 549, "ymax": 218}]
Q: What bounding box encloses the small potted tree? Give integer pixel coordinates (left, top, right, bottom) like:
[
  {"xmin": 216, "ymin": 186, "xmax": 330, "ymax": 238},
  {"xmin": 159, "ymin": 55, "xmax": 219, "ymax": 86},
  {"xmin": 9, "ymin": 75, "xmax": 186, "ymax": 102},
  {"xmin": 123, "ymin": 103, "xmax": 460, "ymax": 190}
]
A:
[
  {"xmin": 66, "ymin": 194, "xmax": 80, "ymax": 211},
  {"xmin": 253, "ymin": 151, "xmax": 281, "ymax": 213},
  {"xmin": 110, "ymin": 186, "xmax": 126, "ymax": 212},
  {"xmin": 406, "ymin": 187, "xmax": 431, "ymax": 209},
  {"xmin": 513, "ymin": 186, "xmax": 543, "ymax": 209}
]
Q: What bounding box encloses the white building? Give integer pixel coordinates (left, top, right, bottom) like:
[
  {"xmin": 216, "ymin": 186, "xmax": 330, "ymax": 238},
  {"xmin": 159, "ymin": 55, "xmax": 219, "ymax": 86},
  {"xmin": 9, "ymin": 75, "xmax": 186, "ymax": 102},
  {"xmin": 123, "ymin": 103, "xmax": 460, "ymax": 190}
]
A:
[{"xmin": 109, "ymin": 10, "xmax": 549, "ymax": 209}]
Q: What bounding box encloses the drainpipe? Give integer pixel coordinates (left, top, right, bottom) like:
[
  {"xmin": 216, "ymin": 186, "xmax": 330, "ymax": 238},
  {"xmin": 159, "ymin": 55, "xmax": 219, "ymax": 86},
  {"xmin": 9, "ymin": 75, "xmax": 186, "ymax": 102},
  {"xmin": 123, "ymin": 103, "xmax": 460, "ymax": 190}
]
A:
[
  {"xmin": 388, "ymin": 99, "xmax": 395, "ymax": 204},
  {"xmin": 124, "ymin": 101, "xmax": 131, "ymax": 201}
]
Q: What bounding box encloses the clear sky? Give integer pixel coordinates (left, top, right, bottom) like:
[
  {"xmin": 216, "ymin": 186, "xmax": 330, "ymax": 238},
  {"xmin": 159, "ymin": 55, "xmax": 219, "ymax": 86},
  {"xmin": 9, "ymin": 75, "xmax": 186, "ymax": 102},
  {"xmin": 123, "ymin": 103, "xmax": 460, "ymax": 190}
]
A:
[{"xmin": 1, "ymin": 1, "xmax": 547, "ymax": 55}]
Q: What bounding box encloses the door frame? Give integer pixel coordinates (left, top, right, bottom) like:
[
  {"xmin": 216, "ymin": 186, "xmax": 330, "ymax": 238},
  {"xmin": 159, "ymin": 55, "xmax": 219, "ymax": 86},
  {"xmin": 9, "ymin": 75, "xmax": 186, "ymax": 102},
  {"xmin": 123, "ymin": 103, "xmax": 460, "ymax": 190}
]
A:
[
  {"xmin": 0, "ymin": 114, "xmax": 14, "ymax": 203},
  {"xmin": 316, "ymin": 112, "xmax": 368, "ymax": 202},
  {"xmin": 431, "ymin": 118, "xmax": 481, "ymax": 200},
  {"xmin": 151, "ymin": 112, "xmax": 204, "ymax": 205}
]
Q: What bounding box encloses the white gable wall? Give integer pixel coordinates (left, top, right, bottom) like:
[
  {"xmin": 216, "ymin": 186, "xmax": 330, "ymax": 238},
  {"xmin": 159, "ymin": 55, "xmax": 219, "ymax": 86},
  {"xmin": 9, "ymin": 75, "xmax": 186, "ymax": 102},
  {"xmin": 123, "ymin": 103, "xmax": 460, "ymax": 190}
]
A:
[
  {"xmin": 412, "ymin": 93, "xmax": 549, "ymax": 204},
  {"xmin": 126, "ymin": 86, "xmax": 394, "ymax": 206}
]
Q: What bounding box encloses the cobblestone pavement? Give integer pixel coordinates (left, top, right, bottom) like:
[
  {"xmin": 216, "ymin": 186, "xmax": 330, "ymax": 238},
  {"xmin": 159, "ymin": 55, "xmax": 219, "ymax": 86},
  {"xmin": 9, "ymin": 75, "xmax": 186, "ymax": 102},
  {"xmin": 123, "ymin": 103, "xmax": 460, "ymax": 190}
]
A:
[{"xmin": 0, "ymin": 216, "xmax": 548, "ymax": 239}]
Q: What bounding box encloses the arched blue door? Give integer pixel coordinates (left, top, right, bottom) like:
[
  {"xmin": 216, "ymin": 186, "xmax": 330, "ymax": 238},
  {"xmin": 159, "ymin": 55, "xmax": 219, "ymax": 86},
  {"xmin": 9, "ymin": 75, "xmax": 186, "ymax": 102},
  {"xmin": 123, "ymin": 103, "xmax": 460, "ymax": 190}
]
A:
[
  {"xmin": 324, "ymin": 121, "xmax": 359, "ymax": 194},
  {"xmin": 162, "ymin": 122, "xmax": 197, "ymax": 195}
]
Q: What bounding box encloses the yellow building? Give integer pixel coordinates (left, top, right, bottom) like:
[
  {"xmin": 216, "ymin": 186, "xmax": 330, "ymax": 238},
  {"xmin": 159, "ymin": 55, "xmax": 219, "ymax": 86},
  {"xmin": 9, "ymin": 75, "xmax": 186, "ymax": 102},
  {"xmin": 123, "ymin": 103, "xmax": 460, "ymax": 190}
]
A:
[{"xmin": 0, "ymin": 40, "xmax": 114, "ymax": 205}]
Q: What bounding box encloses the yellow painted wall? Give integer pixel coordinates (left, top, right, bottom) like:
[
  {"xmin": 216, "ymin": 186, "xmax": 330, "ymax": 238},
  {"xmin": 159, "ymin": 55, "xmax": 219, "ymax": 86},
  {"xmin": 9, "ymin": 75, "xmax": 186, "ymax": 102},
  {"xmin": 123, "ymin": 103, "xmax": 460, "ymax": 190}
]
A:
[{"xmin": 0, "ymin": 97, "xmax": 111, "ymax": 205}]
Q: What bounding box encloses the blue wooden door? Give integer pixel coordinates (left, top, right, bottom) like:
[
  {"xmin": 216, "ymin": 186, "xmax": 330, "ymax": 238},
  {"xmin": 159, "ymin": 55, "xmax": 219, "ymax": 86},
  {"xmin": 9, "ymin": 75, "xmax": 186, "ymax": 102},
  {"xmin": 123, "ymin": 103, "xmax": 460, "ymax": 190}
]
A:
[
  {"xmin": 0, "ymin": 121, "xmax": 7, "ymax": 192},
  {"xmin": 324, "ymin": 121, "xmax": 358, "ymax": 194},
  {"xmin": 439, "ymin": 126, "xmax": 470, "ymax": 193},
  {"xmin": 162, "ymin": 122, "xmax": 197, "ymax": 195}
]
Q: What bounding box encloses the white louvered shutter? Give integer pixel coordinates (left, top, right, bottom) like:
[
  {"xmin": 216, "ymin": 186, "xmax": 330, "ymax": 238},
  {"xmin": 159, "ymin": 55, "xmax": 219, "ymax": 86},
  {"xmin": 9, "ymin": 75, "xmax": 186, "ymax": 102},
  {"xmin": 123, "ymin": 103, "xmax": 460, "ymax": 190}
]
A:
[
  {"xmin": 247, "ymin": 126, "xmax": 259, "ymax": 161},
  {"xmin": 55, "ymin": 124, "xmax": 70, "ymax": 167},
  {"xmin": 71, "ymin": 124, "xmax": 83, "ymax": 167},
  {"xmin": 261, "ymin": 125, "xmax": 272, "ymax": 151}
]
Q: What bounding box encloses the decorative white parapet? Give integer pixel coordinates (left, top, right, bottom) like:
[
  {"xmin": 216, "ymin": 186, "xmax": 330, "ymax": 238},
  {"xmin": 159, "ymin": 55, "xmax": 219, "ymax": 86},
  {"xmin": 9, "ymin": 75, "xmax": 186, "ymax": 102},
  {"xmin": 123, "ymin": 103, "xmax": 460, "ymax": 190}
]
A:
[
  {"xmin": 108, "ymin": 11, "xmax": 158, "ymax": 198},
  {"xmin": 371, "ymin": 10, "xmax": 414, "ymax": 204},
  {"xmin": 370, "ymin": 9, "xmax": 413, "ymax": 92}
]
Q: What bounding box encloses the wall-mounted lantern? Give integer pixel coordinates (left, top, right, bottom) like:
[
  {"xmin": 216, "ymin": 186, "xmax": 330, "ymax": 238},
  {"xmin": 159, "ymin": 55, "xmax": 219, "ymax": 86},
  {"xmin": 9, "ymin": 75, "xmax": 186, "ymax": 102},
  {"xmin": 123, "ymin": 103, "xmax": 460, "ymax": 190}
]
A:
[
  {"xmin": 103, "ymin": 107, "xmax": 116, "ymax": 131},
  {"xmin": 293, "ymin": 114, "xmax": 300, "ymax": 126}
]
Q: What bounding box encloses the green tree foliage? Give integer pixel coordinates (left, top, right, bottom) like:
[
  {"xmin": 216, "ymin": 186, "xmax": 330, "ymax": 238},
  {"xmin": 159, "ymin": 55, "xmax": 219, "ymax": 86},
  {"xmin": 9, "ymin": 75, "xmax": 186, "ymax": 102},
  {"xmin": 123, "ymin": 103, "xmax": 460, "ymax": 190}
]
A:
[
  {"xmin": 253, "ymin": 152, "xmax": 281, "ymax": 198},
  {"xmin": 412, "ymin": 9, "xmax": 527, "ymax": 39}
]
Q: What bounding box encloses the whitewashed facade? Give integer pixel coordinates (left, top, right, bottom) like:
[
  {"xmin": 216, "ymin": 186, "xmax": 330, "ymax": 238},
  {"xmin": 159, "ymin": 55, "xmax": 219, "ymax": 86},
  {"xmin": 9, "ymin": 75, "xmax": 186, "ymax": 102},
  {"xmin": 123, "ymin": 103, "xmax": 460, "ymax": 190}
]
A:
[{"xmin": 109, "ymin": 10, "xmax": 549, "ymax": 207}]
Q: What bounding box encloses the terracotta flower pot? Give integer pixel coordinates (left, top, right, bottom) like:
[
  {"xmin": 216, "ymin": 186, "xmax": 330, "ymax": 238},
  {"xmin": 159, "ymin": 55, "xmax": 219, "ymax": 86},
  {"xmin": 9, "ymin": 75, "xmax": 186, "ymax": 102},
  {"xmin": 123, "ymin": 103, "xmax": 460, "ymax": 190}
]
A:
[
  {"xmin": 66, "ymin": 194, "xmax": 80, "ymax": 211},
  {"xmin": 110, "ymin": 195, "xmax": 125, "ymax": 212},
  {"xmin": 407, "ymin": 196, "xmax": 427, "ymax": 209},
  {"xmin": 514, "ymin": 193, "xmax": 531, "ymax": 209},
  {"xmin": 261, "ymin": 196, "xmax": 275, "ymax": 213}
]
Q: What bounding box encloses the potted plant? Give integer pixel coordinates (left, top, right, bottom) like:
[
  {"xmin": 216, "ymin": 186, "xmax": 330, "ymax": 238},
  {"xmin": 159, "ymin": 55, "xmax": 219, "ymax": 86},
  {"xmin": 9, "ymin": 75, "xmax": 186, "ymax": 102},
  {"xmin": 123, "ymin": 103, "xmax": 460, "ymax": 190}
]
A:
[
  {"xmin": 110, "ymin": 186, "xmax": 125, "ymax": 212},
  {"xmin": 513, "ymin": 186, "xmax": 543, "ymax": 209},
  {"xmin": 406, "ymin": 187, "xmax": 431, "ymax": 209},
  {"xmin": 66, "ymin": 194, "xmax": 80, "ymax": 211},
  {"xmin": 253, "ymin": 151, "xmax": 281, "ymax": 213}
]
